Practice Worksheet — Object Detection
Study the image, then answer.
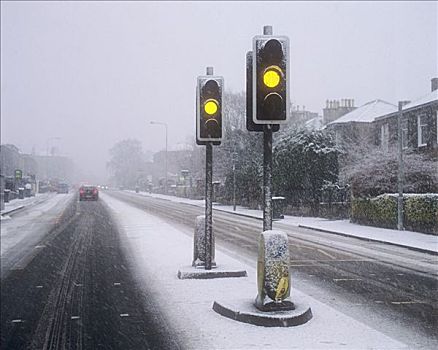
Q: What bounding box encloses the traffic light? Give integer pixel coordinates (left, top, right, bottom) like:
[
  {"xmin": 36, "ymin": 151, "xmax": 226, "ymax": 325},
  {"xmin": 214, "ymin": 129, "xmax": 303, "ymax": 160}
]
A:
[
  {"xmin": 253, "ymin": 35, "xmax": 289, "ymax": 124},
  {"xmin": 196, "ymin": 75, "xmax": 223, "ymax": 145},
  {"xmin": 246, "ymin": 51, "xmax": 279, "ymax": 133}
]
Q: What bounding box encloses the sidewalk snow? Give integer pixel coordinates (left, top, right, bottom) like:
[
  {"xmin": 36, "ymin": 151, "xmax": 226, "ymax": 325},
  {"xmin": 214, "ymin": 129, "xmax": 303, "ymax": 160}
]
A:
[
  {"xmin": 1, "ymin": 193, "xmax": 53, "ymax": 216},
  {"xmin": 102, "ymin": 192, "xmax": 407, "ymax": 349},
  {"xmin": 124, "ymin": 191, "xmax": 438, "ymax": 255},
  {"xmin": 1, "ymin": 193, "xmax": 73, "ymax": 256}
]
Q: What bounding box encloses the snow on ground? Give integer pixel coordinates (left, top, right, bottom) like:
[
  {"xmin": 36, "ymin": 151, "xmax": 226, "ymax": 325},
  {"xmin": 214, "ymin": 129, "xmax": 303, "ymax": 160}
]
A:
[
  {"xmin": 0, "ymin": 193, "xmax": 73, "ymax": 256},
  {"xmin": 102, "ymin": 192, "xmax": 407, "ymax": 349},
  {"xmin": 1, "ymin": 193, "xmax": 52, "ymax": 216},
  {"xmin": 125, "ymin": 191, "xmax": 438, "ymax": 254}
]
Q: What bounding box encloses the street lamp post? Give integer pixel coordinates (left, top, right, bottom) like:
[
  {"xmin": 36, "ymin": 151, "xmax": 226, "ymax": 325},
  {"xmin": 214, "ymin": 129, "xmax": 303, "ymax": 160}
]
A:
[
  {"xmin": 45, "ymin": 137, "xmax": 61, "ymax": 180},
  {"xmin": 150, "ymin": 121, "xmax": 168, "ymax": 194}
]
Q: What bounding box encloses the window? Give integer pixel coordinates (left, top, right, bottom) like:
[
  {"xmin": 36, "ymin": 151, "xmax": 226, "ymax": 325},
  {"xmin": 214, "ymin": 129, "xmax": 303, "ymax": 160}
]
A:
[
  {"xmin": 417, "ymin": 115, "xmax": 428, "ymax": 147},
  {"xmin": 381, "ymin": 123, "xmax": 389, "ymax": 152}
]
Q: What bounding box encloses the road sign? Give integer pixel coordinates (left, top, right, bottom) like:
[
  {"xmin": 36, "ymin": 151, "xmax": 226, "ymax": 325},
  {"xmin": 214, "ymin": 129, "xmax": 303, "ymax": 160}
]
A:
[{"xmin": 15, "ymin": 169, "xmax": 22, "ymax": 180}]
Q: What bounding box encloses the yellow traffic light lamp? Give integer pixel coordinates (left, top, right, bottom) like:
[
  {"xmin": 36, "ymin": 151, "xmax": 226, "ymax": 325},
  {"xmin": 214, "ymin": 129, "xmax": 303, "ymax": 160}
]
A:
[
  {"xmin": 204, "ymin": 99, "xmax": 219, "ymax": 115},
  {"xmin": 263, "ymin": 66, "xmax": 282, "ymax": 88}
]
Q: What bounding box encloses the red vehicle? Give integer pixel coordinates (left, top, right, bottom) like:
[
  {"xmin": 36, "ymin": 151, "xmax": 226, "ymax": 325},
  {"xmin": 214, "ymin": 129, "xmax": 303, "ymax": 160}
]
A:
[{"xmin": 79, "ymin": 185, "xmax": 99, "ymax": 201}]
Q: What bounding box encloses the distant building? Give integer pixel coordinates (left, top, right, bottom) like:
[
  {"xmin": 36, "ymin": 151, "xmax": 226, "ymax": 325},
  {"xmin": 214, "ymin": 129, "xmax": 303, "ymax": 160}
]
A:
[
  {"xmin": 323, "ymin": 99, "xmax": 357, "ymax": 125},
  {"xmin": 1, "ymin": 144, "xmax": 74, "ymax": 185},
  {"xmin": 0, "ymin": 144, "xmax": 21, "ymax": 177},
  {"xmin": 31, "ymin": 155, "xmax": 75, "ymax": 182},
  {"xmin": 324, "ymin": 78, "xmax": 438, "ymax": 154},
  {"xmin": 325, "ymin": 99, "xmax": 397, "ymax": 147},
  {"xmin": 290, "ymin": 105, "xmax": 320, "ymax": 125},
  {"xmin": 304, "ymin": 115, "xmax": 324, "ymax": 130}
]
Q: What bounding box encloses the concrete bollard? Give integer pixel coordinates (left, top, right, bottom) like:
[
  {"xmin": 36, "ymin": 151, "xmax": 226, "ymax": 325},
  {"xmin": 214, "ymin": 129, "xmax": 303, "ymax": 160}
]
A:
[
  {"xmin": 255, "ymin": 230, "xmax": 294, "ymax": 311},
  {"xmin": 192, "ymin": 215, "xmax": 216, "ymax": 267}
]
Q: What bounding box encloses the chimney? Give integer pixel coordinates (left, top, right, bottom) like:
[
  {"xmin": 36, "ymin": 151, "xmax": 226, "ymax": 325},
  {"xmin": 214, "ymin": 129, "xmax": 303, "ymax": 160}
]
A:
[{"xmin": 432, "ymin": 78, "xmax": 438, "ymax": 92}]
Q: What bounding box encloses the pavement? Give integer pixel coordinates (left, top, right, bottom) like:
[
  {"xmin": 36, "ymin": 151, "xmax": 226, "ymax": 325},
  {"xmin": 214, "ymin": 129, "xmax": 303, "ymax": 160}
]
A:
[
  {"xmin": 126, "ymin": 190, "xmax": 438, "ymax": 255},
  {"xmin": 103, "ymin": 192, "xmax": 410, "ymax": 349},
  {"xmin": 1, "ymin": 193, "xmax": 53, "ymax": 217}
]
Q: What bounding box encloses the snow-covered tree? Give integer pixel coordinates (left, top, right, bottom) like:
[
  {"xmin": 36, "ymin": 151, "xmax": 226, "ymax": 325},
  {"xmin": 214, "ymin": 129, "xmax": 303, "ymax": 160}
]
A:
[
  {"xmin": 343, "ymin": 146, "xmax": 438, "ymax": 197},
  {"xmin": 273, "ymin": 129, "xmax": 340, "ymax": 214},
  {"xmin": 107, "ymin": 139, "xmax": 145, "ymax": 189}
]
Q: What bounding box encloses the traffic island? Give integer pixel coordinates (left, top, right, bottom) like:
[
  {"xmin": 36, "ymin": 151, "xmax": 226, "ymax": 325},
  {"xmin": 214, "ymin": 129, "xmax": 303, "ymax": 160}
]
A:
[
  {"xmin": 212, "ymin": 230, "xmax": 313, "ymax": 326},
  {"xmin": 212, "ymin": 296, "xmax": 312, "ymax": 327},
  {"xmin": 177, "ymin": 265, "xmax": 247, "ymax": 280}
]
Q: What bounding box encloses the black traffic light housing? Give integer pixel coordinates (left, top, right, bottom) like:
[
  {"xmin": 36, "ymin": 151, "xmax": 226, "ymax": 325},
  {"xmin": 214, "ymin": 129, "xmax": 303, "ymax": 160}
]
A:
[
  {"xmin": 196, "ymin": 75, "xmax": 223, "ymax": 145},
  {"xmin": 253, "ymin": 35, "xmax": 289, "ymax": 124},
  {"xmin": 246, "ymin": 51, "xmax": 279, "ymax": 133}
]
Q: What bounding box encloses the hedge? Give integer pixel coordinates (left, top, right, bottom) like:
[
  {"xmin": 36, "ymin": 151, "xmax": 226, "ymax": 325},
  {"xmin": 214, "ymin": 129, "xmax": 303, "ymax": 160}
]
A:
[{"xmin": 351, "ymin": 194, "xmax": 438, "ymax": 235}]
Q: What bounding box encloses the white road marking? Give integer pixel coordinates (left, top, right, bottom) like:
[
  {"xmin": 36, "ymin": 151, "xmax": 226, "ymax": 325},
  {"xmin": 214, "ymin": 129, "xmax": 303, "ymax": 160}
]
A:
[
  {"xmin": 73, "ymin": 282, "xmax": 83, "ymax": 287},
  {"xmin": 333, "ymin": 278, "xmax": 362, "ymax": 282},
  {"xmin": 374, "ymin": 301, "xmax": 384, "ymax": 304},
  {"xmin": 120, "ymin": 313, "xmax": 130, "ymax": 317},
  {"xmin": 36, "ymin": 285, "xmax": 43, "ymax": 288},
  {"xmin": 71, "ymin": 316, "xmax": 80, "ymax": 320},
  {"xmin": 11, "ymin": 319, "xmax": 23, "ymax": 323},
  {"xmin": 113, "ymin": 282, "xmax": 121, "ymax": 286},
  {"xmin": 391, "ymin": 301, "xmax": 421, "ymax": 305},
  {"xmin": 290, "ymin": 259, "xmax": 371, "ymax": 263},
  {"xmin": 34, "ymin": 245, "xmax": 46, "ymax": 249},
  {"xmin": 317, "ymin": 249, "xmax": 336, "ymax": 260}
]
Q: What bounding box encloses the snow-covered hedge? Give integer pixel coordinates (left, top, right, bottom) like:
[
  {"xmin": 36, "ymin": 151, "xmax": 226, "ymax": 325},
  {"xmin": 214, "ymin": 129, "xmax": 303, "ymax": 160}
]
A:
[{"xmin": 351, "ymin": 193, "xmax": 438, "ymax": 235}]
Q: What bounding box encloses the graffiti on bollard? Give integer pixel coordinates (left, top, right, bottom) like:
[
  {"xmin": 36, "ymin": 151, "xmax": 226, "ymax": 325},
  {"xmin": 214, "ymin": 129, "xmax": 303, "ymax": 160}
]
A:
[
  {"xmin": 255, "ymin": 230, "xmax": 294, "ymax": 311},
  {"xmin": 192, "ymin": 215, "xmax": 216, "ymax": 268}
]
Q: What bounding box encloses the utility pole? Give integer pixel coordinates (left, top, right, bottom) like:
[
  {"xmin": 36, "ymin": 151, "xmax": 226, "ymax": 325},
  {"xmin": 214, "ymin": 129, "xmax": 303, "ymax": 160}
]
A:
[
  {"xmin": 233, "ymin": 159, "xmax": 236, "ymax": 212},
  {"xmin": 397, "ymin": 101, "xmax": 404, "ymax": 230}
]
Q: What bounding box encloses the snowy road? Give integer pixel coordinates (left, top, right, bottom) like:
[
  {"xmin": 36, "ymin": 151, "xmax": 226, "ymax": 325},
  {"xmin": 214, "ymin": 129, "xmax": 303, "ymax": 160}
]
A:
[
  {"xmin": 1, "ymin": 194, "xmax": 179, "ymax": 349},
  {"xmin": 106, "ymin": 190, "xmax": 438, "ymax": 349}
]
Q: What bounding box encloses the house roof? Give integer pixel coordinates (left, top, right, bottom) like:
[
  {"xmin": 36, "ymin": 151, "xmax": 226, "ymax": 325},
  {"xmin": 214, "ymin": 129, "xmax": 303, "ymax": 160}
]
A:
[
  {"xmin": 401, "ymin": 89, "xmax": 438, "ymax": 111},
  {"xmin": 375, "ymin": 89, "xmax": 438, "ymax": 122},
  {"xmin": 326, "ymin": 99, "xmax": 397, "ymax": 126},
  {"xmin": 305, "ymin": 116, "xmax": 323, "ymax": 130}
]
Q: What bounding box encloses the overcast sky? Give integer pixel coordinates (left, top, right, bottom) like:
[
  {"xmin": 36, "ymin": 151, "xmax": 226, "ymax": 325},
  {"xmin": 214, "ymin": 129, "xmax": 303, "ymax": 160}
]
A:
[{"xmin": 1, "ymin": 1, "xmax": 437, "ymax": 183}]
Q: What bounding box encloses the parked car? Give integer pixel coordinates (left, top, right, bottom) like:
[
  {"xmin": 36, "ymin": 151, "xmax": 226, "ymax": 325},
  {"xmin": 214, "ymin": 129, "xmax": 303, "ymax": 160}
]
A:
[{"xmin": 79, "ymin": 185, "xmax": 99, "ymax": 201}]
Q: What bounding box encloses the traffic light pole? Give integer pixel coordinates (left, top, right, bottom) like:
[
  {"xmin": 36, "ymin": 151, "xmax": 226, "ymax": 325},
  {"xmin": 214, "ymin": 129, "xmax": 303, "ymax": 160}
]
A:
[
  {"xmin": 205, "ymin": 142, "xmax": 213, "ymax": 270},
  {"xmin": 263, "ymin": 125, "xmax": 273, "ymax": 231}
]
